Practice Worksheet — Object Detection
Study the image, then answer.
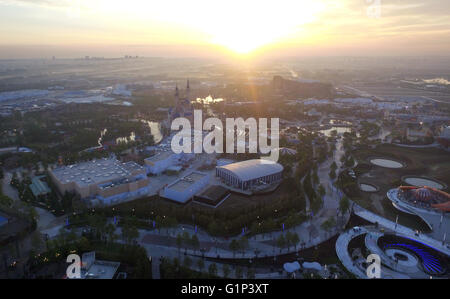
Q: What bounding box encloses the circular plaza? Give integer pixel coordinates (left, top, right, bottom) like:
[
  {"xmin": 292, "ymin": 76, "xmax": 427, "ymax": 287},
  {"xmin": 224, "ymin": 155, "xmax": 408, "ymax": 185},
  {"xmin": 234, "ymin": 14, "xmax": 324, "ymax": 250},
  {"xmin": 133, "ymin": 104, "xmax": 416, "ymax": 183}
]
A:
[{"xmin": 336, "ymin": 226, "xmax": 450, "ymax": 279}]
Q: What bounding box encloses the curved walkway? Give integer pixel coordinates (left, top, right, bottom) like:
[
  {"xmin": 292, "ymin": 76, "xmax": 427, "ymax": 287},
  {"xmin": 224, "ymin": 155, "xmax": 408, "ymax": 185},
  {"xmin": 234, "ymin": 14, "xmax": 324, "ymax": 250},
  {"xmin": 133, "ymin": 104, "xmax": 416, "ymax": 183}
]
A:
[
  {"xmin": 335, "ymin": 227, "xmax": 368, "ymax": 279},
  {"xmin": 364, "ymin": 232, "xmax": 419, "ymax": 274},
  {"xmin": 353, "ymin": 205, "xmax": 450, "ymax": 256},
  {"xmin": 336, "ymin": 224, "xmax": 448, "ymax": 279},
  {"xmin": 383, "ymin": 190, "xmax": 449, "ymax": 249}
]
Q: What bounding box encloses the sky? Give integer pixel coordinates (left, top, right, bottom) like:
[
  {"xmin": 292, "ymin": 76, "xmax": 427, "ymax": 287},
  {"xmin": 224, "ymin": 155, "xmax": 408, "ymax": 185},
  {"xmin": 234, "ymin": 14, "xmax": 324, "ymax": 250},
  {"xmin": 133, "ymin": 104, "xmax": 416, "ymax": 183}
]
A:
[{"xmin": 0, "ymin": 0, "xmax": 449, "ymax": 59}]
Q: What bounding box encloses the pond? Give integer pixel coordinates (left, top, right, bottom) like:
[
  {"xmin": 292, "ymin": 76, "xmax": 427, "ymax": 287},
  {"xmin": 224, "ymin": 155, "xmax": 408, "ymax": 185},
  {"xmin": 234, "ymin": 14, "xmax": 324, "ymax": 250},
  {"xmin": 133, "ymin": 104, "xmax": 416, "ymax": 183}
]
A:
[
  {"xmin": 319, "ymin": 127, "xmax": 352, "ymax": 137},
  {"xmin": 403, "ymin": 177, "xmax": 445, "ymax": 190},
  {"xmin": 359, "ymin": 183, "xmax": 378, "ymax": 192},
  {"xmin": 195, "ymin": 95, "xmax": 224, "ymax": 104},
  {"xmin": 97, "ymin": 120, "xmax": 163, "ymax": 147},
  {"xmin": 370, "ymin": 158, "xmax": 404, "ymax": 169},
  {"xmin": 329, "ymin": 119, "xmax": 352, "ymax": 125}
]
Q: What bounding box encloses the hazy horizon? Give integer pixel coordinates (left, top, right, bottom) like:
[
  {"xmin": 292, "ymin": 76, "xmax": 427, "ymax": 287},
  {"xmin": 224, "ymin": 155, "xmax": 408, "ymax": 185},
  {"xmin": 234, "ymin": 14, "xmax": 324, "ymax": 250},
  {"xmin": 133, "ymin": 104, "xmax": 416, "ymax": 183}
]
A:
[{"xmin": 0, "ymin": 0, "xmax": 449, "ymax": 59}]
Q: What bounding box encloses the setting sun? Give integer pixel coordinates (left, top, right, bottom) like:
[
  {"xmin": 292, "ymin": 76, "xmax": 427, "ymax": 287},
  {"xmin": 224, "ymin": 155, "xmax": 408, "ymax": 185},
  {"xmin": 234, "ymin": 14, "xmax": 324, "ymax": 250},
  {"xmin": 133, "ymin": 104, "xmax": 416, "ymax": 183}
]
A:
[
  {"xmin": 97, "ymin": 0, "xmax": 325, "ymax": 54},
  {"xmin": 184, "ymin": 0, "xmax": 326, "ymax": 54},
  {"xmin": 51, "ymin": 0, "xmax": 325, "ymax": 54}
]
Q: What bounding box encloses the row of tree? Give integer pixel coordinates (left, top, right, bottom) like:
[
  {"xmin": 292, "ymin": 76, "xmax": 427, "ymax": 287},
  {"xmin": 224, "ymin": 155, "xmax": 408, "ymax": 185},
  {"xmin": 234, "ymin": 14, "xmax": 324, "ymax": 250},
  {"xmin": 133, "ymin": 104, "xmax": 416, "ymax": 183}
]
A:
[{"xmin": 275, "ymin": 231, "xmax": 300, "ymax": 252}]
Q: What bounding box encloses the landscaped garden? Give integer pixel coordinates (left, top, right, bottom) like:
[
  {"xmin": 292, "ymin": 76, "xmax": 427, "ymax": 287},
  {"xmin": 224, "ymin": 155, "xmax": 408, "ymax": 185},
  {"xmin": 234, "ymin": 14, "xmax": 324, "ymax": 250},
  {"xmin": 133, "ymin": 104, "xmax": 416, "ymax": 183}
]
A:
[{"xmin": 339, "ymin": 143, "xmax": 450, "ymax": 232}]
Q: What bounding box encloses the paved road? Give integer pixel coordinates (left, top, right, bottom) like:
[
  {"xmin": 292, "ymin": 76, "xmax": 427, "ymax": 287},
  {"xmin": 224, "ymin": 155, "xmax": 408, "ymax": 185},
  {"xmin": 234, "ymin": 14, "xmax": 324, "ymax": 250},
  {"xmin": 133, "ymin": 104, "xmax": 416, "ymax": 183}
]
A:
[
  {"xmin": 335, "ymin": 227, "xmax": 368, "ymax": 279},
  {"xmin": 335, "ymin": 224, "xmax": 443, "ymax": 279},
  {"xmin": 2, "ymin": 171, "xmax": 19, "ymax": 201},
  {"xmin": 387, "ymin": 188, "xmax": 450, "ymax": 242},
  {"xmin": 354, "ymin": 206, "xmax": 450, "ymax": 256}
]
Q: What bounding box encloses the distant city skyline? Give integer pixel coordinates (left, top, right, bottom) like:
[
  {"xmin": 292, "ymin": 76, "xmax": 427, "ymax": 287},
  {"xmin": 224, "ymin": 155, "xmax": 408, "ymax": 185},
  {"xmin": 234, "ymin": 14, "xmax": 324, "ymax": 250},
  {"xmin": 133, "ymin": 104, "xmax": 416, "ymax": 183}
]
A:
[{"xmin": 0, "ymin": 0, "xmax": 449, "ymax": 59}]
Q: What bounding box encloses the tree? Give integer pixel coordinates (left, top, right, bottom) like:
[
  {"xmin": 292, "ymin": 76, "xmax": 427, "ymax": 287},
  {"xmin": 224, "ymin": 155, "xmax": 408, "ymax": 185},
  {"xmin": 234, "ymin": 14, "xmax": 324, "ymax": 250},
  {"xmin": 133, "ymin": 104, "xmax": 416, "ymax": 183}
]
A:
[
  {"xmin": 0, "ymin": 194, "xmax": 12, "ymax": 207},
  {"xmin": 331, "ymin": 161, "xmax": 337, "ymax": 171},
  {"xmin": 181, "ymin": 231, "xmax": 190, "ymax": 252},
  {"xmin": 56, "ymin": 227, "xmax": 69, "ymax": 247},
  {"xmin": 239, "ymin": 236, "xmax": 249, "ymax": 256},
  {"xmin": 88, "ymin": 214, "xmax": 107, "ymax": 241},
  {"xmin": 276, "ymin": 234, "xmax": 286, "ymax": 252},
  {"xmin": 191, "ymin": 235, "xmax": 200, "ymax": 254},
  {"xmin": 288, "ymin": 232, "xmax": 300, "ymax": 250},
  {"xmin": 176, "ymin": 234, "xmax": 182, "ymax": 254},
  {"xmin": 162, "ymin": 216, "xmax": 178, "ymax": 233},
  {"xmin": 155, "ymin": 215, "xmax": 162, "ymax": 233},
  {"xmin": 222, "ymin": 264, "xmax": 230, "ymax": 278},
  {"xmin": 172, "ymin": 257, "xmax": 180, "ymax": 271},
  {"xmin": 183, "ymin": 256, "xmax": 192, "ymax": 269},
  {"xmin": 235, "ymin": 267, "xmax": 243, "ymax": 279},
  {"xmin": 72, "ymin": 195, "xmax": 87, "ymax": 213},
  {"xmin": 339, "ymin": 196, "xmax": 350, "ymax": 217},
  {"xmin": 303, "ymin": 173, "xmax": 316, "ymax": 202},
  {"xmin": 197, "ymin": 259, "xmax": 205, "ymax": 272},
  {"xmin": 122, "ymin": 224, "xmax": 139, "ymax": 245},
  {"xmin": 229, "ymin": 239, "xmax": 239, "ymax": 258},
  {"xmin": 329, "ymin": 169, "xmax": 336, "ymax": 180},
  {"xmin": 105, "ymin": 223, "xmax": 118, "ymax": 244},
  {"xmin": 321, "ymin": 216, "xmax": 336, "ymax": 233},
  {"xmin": 318, "ymin": 184, "xmax": 326, "ymax": 198},
  {"xmin": 312, "ymin": 171, "xmax": 319, "ymax": 186},
  {"xmin": 207, "ymin": 221, "xmax": 220, "ymax": 236},
  {"xmin": 30, "ymin": 231, "xmax": 43, "ymax": 252},
  {"xmin": 208, "ymin": 263, "xmax": 218, "ymax": 277},
  {"xmin": 247, "ymin": 267, "xmax": 255, "ymax": 279},
  {"xmin": 27, "ymin": 205, "xmax": 39, "ymax": 223},
  {"xmin": 345, "ymin": 156, "xmax": 355, "ymax": 168}
]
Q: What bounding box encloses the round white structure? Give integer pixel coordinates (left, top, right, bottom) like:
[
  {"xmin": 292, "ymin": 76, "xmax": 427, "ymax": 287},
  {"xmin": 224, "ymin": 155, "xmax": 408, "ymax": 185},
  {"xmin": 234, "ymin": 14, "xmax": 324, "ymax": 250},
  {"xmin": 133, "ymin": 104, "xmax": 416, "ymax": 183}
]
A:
[
  {"xmin": 370, "ymin": 158, "xmax": 404, "ymax": 168},
  {"xmin": 216, "ymin": 159, "xmax": 283, "ymax": 191}
]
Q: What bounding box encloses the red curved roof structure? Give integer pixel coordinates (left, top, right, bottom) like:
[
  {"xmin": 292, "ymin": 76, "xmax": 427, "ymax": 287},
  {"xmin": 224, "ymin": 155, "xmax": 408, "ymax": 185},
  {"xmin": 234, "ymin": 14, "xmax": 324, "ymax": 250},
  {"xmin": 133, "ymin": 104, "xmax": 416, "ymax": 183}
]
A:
[
  {"xmin": 431, "ymin": 201, "xmax": 450, "ymax": 212},
  {"xmin": 398, "ymin": 185, "xmax": 450, "ymax": 212},
  {"xmin": 414, "ymin": 188, "xmax": 433, "ymax": 201}
]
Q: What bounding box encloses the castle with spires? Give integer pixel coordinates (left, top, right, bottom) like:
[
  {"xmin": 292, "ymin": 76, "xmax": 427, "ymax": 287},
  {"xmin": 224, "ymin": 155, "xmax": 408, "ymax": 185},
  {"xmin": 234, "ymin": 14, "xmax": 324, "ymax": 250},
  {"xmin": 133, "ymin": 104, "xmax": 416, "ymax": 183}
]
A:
[{"xmin": 168, "ymin": 80, "xmax": 194, "ymax": 123}]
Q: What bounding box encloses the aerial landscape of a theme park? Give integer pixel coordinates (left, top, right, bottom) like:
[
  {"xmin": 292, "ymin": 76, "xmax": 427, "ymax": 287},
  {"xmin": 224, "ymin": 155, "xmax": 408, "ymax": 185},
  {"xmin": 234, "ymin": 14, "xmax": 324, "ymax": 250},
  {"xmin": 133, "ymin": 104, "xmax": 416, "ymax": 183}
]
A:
[{"xmin": 0, "ymin": 0, "xmax": 449, "ymax": 284}]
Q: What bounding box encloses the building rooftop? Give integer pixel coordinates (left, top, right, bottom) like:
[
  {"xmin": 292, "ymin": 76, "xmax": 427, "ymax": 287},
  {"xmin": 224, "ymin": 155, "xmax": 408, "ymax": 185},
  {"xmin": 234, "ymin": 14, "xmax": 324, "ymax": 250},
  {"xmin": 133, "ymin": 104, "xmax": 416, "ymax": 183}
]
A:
[
  {"xmin": 167, "ymin": 172, "xmax": 208, "ymax": 193},
  {"xmin": 84, "ymin": 260, "xmax": 121, "ymax": 279},
  {"xmin": 196, "ymin": 185, "xmax": 229, "ymax": 202},
  {"xmin": 29, "ymin": 175, "xmax": 51, "ymax": 197},
  {"xmin": 144, "ymin": 151, "xmax": 174, "ymax": 163},
  {"xmin": 51, "ymin": 158, "xmax": 144, "ymax": 187},
  {"xmin": 217, "ymin": 159, "xmax": 283, "ymax": 181}
]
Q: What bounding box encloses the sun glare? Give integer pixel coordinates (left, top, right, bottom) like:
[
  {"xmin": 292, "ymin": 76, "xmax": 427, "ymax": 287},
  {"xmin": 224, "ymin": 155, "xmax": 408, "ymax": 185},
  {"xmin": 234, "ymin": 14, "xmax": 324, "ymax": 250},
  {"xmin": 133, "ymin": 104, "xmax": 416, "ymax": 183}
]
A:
[
  {"xmin": 88, "ymin": 0, "xmax": 325, "ymax": 54},
  {"xmin": 200, "ymin": 1, "xmax": 325, "ymax": 54}
]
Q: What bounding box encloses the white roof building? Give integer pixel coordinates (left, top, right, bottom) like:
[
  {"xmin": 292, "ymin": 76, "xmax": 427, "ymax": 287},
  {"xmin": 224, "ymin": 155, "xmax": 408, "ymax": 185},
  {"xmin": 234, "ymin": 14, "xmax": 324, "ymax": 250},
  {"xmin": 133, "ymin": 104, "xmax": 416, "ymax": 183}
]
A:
[
  {"xmin": 217, "ymin": 159, "xmax": 283, "ymax": 182},
  {"xmin": 216, "ymin": 159, "xmax": 283, "ymax": 191},
  {"xmin": 160, "ymin": 171, "xmax": 210, "ymax": 203}
]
